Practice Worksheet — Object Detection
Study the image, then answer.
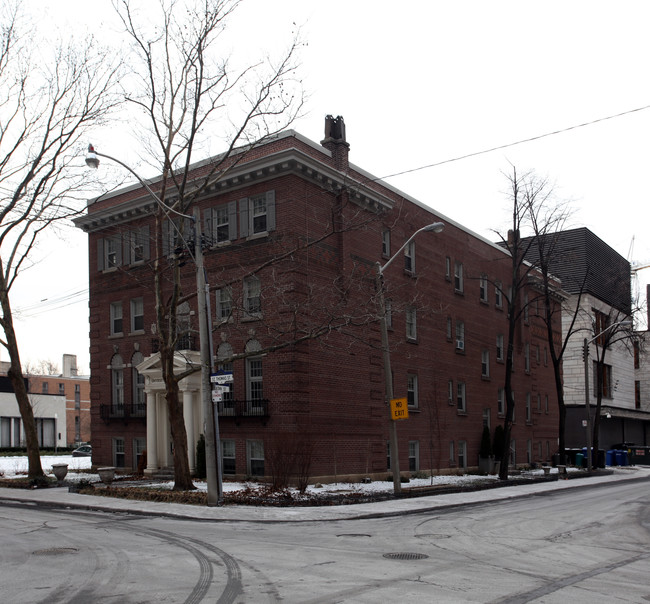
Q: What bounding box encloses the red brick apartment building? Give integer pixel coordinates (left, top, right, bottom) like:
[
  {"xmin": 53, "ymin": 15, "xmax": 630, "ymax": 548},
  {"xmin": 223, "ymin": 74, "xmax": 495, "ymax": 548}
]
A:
[
  {"xmin": 25, "ymin": 355, "xmax": 90, "ymax": 446},
  {"xmin": 75, "ymin": 117, "xmax": 561, "ymax": 481}
]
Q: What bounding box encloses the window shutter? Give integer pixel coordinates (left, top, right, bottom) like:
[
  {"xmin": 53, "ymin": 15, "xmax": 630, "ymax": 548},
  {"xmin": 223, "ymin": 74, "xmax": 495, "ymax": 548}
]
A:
[
  {"xmin": 239, "ymin": 198, "xmax": 249, "ymax": 238},
  {"xmin": 97, "ymin": 238, "xmax": 105, "ymax": 271},
  {"xmin": 204, "ymin": 208, "xmax": 213, "ymax": 245},
  {"xmin": 162, "ymin": 220, "xmax": 171, "ymax": 256},
  {"xmin": 228, "ymin": 201, "xmax": 237, "ymax": 240},
  {"xmin": 138, "ymin": 225, "xmax": 151, "ymax": 260},
  {"xmin": 266, "ymin": 190, "xmax": 276, "ymax": 232}
]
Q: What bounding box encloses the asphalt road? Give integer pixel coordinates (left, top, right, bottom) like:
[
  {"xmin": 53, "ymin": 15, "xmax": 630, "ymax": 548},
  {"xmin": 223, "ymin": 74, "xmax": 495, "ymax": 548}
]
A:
[{"xmin": 1, "ymin": 478, "xmax": 648, "ymax": 603}]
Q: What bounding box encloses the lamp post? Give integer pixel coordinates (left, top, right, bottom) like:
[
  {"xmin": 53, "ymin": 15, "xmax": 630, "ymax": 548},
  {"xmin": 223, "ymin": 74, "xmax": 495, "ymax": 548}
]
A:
[
  {"xmin": 582, "ymin": 319, "xmax": 633, "ymax": 471},
  {"xmin": 376, "ymin": 221, "xmax": 444, "ymax": 495},
  {"xmin": 85, "ymin": 145, "xmax": 222, "ymax": 505}
]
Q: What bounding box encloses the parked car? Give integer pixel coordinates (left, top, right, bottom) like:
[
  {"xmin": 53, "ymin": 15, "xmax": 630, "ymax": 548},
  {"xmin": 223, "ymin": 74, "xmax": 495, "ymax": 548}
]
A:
[{"xmin": 72, "ymin": 444, "xmax": 92, "ymax": 457}]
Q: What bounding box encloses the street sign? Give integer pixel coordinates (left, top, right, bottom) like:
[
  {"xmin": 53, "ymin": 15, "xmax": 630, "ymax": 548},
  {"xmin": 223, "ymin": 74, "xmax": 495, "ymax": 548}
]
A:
[
  {"xmin": 390, "ymin": 397, "xmax": 409, "ymax": 420},
  {"xmin": 211, "ymin": 384, "xmax": 229, "ymax": 403},
  {"xmin": 210, "ymin": 371, "xmax": 233, "ymax": 384}
]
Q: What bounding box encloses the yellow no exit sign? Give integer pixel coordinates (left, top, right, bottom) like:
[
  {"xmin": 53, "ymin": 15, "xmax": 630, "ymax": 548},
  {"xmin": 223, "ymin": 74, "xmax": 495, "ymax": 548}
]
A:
[{"xmin": 390, "ymin": 397, "xmax": 409, "ymax": 420}]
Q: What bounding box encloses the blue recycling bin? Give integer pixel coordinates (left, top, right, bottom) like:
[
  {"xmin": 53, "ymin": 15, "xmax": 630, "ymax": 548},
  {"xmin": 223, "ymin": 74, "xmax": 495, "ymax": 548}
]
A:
[
  {"xmin": 615, "ymin": 450, "xmax": 629, "ymax": 466},
  {"xmin": 606, "ymin": 450, "xmax": 616, "ymax": 466}
]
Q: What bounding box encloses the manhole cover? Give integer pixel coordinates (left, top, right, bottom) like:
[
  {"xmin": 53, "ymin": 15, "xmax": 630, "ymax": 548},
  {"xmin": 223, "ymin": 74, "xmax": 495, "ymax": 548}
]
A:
[
  {"xmin": 33, "ymin": 547, "xmax": 79, "ymax": 556},
  {"xmin": 383, "ymin": 552, "xmax": 429, "ymax": 561}
]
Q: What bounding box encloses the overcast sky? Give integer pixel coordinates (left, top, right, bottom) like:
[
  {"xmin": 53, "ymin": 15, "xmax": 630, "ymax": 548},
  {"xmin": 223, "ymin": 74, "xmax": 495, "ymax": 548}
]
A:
[{"xmin": 9, "ymin": 0, "xmax": 650, "ymax": 373}]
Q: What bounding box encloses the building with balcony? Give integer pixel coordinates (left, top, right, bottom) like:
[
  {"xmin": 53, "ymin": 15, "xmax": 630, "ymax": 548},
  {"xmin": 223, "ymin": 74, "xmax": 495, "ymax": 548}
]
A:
[{"xmin": 75, "ymin": 116, "xmax": 561, "ymax": 481}]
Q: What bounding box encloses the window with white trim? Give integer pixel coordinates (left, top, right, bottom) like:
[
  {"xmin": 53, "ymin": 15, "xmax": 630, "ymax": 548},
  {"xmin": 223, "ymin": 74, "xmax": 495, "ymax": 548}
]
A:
[
  {"xmin": 407, "ymin": 374, "xmax": 418, "ymax": 408},
  {"xmin": 448, "ymin": 379, "xmax": 454, "ymax": 404},
  {"xmin": 243, "ymin": 276, "xmax": 261, "ymax": 318},
  {"xmin": 111, "ymin": 354, "xmax": 124, "ymax": 414},
  {"xmin": 110, "ymin": 302, "xmax": 123, "ymax": 336},
  {"xmin": 481, "ymin": 350, "xmax": 490, "ymax": 378},
  {"xmin": 496, "ymin": 334, "xmax": 504, "ymax": 361},
  {"xmin": 495, "ymin": 282, "xmax": 503, "ymax": 308},
  {"xmin": 457, "ymin": 381, "xmax": 466, "ymax": 413},
  {"xmin": 497, "ymin": 387, "xmax": 505, "ymax": 416},
  {"xmin": 247, "ymin": 439, "xmax": 264, "ymax": 476},
  {"xmin": 207, "ymin": 203, "xmax": 236, "ymax": 244},
  {"xmin": 404, "ymin": 241, "xmax": 415, "ymax": 273},
  {"xmin": 524, "ymin": 343, "xmax": 530, "ymax": 373},
  {"xmin": 216, "ymin": 287, "xmax": 233, "ymax": 322},
  {"xmin": 454, "ymin": 261, "xmax": 464, "ymax": 293},
  {"xmin": 132, "ymin": 352, "xmax": 145, "ymax": 415},
  {"xmin": 246, "ymin": 357, "xmax": 264, "ymax": 409},
  {"xmin": 455, "ymin": 320, "xmax": 465, "ymax": 351},
  {"xmin": 130, "ymin": 298, "xmax": 144, "ymax": 333},
  {"xmin": 479, "ymin": 274, "xmax": 488, "ymax": 302},
  {"xmin": 526, "ymin": 392, "xmax": 531, "ymax": 423},
  {"xmin": 222, "ymin": 439, "xmax": 236, "ymax": 475},
  {"xmin": 406, "ymin": 307, "xmax": 417, "ymax": 341},
  {"xmin": 458, "ymin": 440, "xmax": 467, "ymax": 469},
  {"xmin": 239, "ymin": 191, "xmax": 276, "ymax": 237},
  {"xmin": 408, "ymin": 441, "xmax": 419, "ymax": 472},
  {"xmin": 382, "ymin": 229, "xmax": 390, "ymax": 257},
  {"xmin": 113, "ymin": 437, "xmax": 125, "ymax": 468}
]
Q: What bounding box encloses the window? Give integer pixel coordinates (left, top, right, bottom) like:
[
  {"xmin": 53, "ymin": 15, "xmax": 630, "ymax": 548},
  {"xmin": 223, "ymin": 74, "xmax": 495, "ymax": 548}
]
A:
[
  {"xmin": 246, "ymin": 357, "xmax": 264, "ymax": 410},
  {"xmin": 404, "ymin": 241, "xmax": 415, "ymax": 273},
  {"xmin": 594, "ymin": 309, "xmax": 610, "ymax": 347},
  {"xmin": 408, "ymin": 441, "xmax": 419, "ymax": 472},
  {"xmin": 247, "ymin": 440, "xmax": 264, "ymax": 476},
  {"xmin": 133, "ymin": 438, "xmax": 146, "ymax": 470},
  {"xmin": 457, "ymin": 381, "xmax": 466, "ymax": 413},
  {"xmin": 75, "ymin": 416, "xmax": 80, "ymax": 442},
  {"xmin": 536, "ymin": 345, "xmax": 541, "ymax": 364},
  {"xmin": 75, "ymin": 384, "xmax": 80, "ymax": 409},
  {"xmin": 545, "ymin": 394, "xmax": 549, "ymax": 414},
  {"xmin": 496, "ymin": 334, "xmax": 504, "ymax": 361},
  {"xmin": 162, "ymin": 217, "xmax": 193, "ymax": 257},
  {"xmin": 593, "ymin": 362, "xmax": 613, "ymax": 398},
  {"xmin": 523, "ymin": 294, "xmax": 529, "ymax": 323},
  {"xmin": 239, "ymin": 191, "xmax": 276, "ymax": 237},
  {"xmin": 125, "ymin": 226, "xmax": 150, "ymax": 264},
  {"xmin": 524, "ymin": 343, "xmax": 530, "ymax": 373},
  {"xmin": 216, "ymin": 287, "xmax": 233, "ymax": 322},
  {"xmin": 113, "ymin": 437, "xmax": 125, "ymax": 468},
  {"xmin": 497, "ymin": 388, "xmax": 505, "ymax": 416},
  {"xmin": 483, "ymin": 408, "xmax": 491, "ymax": 429},
  {"xmin": 382, "ymin": 229, "xmax": 391, "ymax": 257},
  {"xmin": 509, "ymin": 439, "xmax": 516, "ymax": 466},
  {"xmin": 111, "ymin": 354, "xmax": 124, "ymax": 413},
  {"xmin": 479, "ymin": 275, "xmax": 488, "ymax": 302},
  {"xmin": 110, "ymin": 302, "xmax": 123, "ymax": 336},
  {"xmin": 243, "ymin": 276, "xmax": 262, "ymax": 317},
  {"xmin": 132, "ymin": 352, "xmax": 145, "ymax": 415},
  {"xmin": 406, "ymin": 307, "xmax": 417, "ymax": 341},
  {"xmin": 58, "ymin": 383, "xmax": 65, "ymax": 395},
  {"xmin": 526, "ymin": 392, "xmax": 531, "ymax": 423},
  {"xmin": 458, "ymin": 441, "xmax": 467, "ymax": 469},
  {"xmin": 495, "ymin": 282, "xmax": 503, "ymax": 308},
  {"xmin": 445, "ymin": 256, "xmax": 451, "ymax": 280},
  {"xmin": 42, "ymin": 382, "xmax": 48, "ymax": 394},
  {"xmin": 446, "ymin": 316, "xmax": 452, "ymax": 340},
  {"xmin": 130, "ymin": 298, "xmax": 144, "ymax": 332},
  {"xmin": 222, "ymin": 439, "xmax": 236, "ymax": 474},
  {"xmin": 455, "ymin": 320, "xmax": 465, "ymax": 351},
  {"xmin": 454, "ymin": 261, "xmax": 464, "ymax": 293},
  {"xmin": 481, "ymin": 350, "xmax": 490, "ymax": 378},
  {"xmin": 634, "ymin": 340, "xmax": 640, "ymax": 369},
  {"xmin": 407, "ymin": 374, "xmax": 418, "ymax": 408},
  {"xmin": 208, "ymin": 203, "xmax": 237, "ymax": 244},
  {"xmin": 527, "ymin": 440, "xmax": 532, "ymax": 464},
  {"xmin": 449, "ymin": 441, "xmax": 455, "ymax": 464},
  {"xmin": 97, "ymin": 235, "xmax": 122, "ymax": 270},
  {"xmin": 385, "ymin": 300, "xmax": 393, "ymax": 329},
  {"xmin": 537, "ymin": 394, "xmax": 542, "ymax": 412},
  {"xmin": 448, "ymin": 379, "xmax": 454, "ymax": 404}
]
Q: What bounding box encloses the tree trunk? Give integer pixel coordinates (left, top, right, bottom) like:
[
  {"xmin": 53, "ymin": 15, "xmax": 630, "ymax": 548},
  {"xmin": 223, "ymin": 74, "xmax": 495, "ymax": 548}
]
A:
[{"xmin": 0, "ymin": 277, "xmax": 44, "ymax": 480}]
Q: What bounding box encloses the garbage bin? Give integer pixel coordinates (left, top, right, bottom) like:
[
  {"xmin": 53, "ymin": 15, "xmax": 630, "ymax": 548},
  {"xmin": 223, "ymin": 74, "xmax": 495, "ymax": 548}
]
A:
[
  {"xmin": 575, "ymin": 452, "xmax": 584, "ymax": 468},
  {"xmin": 606, "ymin": 450, "xmax": 616, "ymax": 466},
  {"xmin": 630, "ymin": 446, "xmax": 650, "ymax": 464},
  {"xmin": 615, "ymin": 450, "xmax": 628, "ymax": 466}
]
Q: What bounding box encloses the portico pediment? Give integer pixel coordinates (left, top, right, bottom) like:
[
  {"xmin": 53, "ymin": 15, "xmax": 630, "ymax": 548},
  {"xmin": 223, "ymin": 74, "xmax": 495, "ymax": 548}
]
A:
[{"xmin": 136, "ymin": 350, "xmax": 202, "ymax": 391}]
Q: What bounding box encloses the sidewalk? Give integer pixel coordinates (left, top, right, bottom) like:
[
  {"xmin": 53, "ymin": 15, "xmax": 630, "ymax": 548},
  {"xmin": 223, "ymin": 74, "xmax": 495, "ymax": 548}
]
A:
[{"xmin": 1, "ymin": 466, "xmax": 648, "ymax": 523}]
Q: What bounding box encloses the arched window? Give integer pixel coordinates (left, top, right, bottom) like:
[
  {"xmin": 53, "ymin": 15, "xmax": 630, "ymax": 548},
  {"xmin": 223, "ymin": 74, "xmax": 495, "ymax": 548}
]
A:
[
  {"xmin": 110, "ymin": 354, "xmax": 124, "ymax": 414},
  {"xmin": 131, "ymin": 351, "xmax": 145, "ymax": 416}
]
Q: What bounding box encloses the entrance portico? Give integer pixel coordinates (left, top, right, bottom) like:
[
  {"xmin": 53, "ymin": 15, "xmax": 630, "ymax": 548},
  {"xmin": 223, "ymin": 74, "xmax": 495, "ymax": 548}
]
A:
[{"xmin": 136, "ymin": 351, "xmax": 204, "ymax": 476}]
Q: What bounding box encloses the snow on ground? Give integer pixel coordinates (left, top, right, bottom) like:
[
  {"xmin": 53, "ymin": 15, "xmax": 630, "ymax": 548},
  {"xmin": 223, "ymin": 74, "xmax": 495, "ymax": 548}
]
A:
[{"xmin": 0, "ymin": 454, "xmax": 579, "ymax": 494}]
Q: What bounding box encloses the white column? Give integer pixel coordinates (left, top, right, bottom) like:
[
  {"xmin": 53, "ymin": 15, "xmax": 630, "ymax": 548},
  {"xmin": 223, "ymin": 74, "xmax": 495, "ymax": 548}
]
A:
[
  {"xmin": 183, "ymin": 388, "xmax": 196, "ymax": 473},
  {"xmin": 145, "ymin": 389, "xmax": 158, "ymax": 475}
]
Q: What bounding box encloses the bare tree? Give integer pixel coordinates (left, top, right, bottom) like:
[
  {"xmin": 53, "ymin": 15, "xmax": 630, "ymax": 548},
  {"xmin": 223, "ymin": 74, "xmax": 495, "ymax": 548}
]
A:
[
  {"xmin": 102, "ymin": 0, "xmax": 305, "ymax": 490},
  {"xmin": 0, "ymin": 5, "xmax": 121, "ymax": 480}
]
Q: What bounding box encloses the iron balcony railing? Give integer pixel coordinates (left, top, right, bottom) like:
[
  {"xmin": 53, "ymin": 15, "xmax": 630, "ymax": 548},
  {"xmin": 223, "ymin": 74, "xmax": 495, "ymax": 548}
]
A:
[
  {"xmin": 100, "ymin": 403, "xmax": 147, "ymax": 422},
  {"xmin": 216, "ymin": 399, "xmax": 270, "ymax": 420}
]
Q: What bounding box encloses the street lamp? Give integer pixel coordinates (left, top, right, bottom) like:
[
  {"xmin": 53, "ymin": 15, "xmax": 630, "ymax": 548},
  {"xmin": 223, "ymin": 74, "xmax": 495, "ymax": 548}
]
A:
[
  {"xmin": 376, "ymin": 221, "xmax": 444, "ymax": 494},
  {"xmin": 85, "ymin": 145, "xmax": 222, "ymax": 505},
  {"xmin": 582, "ymin": 319, "xmax": 633, "ymax": 471}
]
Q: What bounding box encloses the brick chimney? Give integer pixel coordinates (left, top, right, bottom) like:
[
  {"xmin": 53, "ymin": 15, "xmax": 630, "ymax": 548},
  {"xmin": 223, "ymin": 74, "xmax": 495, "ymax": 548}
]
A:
[{"xmin": 321, "ymin": 115, "xmax": 349, "ymax": 171}]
